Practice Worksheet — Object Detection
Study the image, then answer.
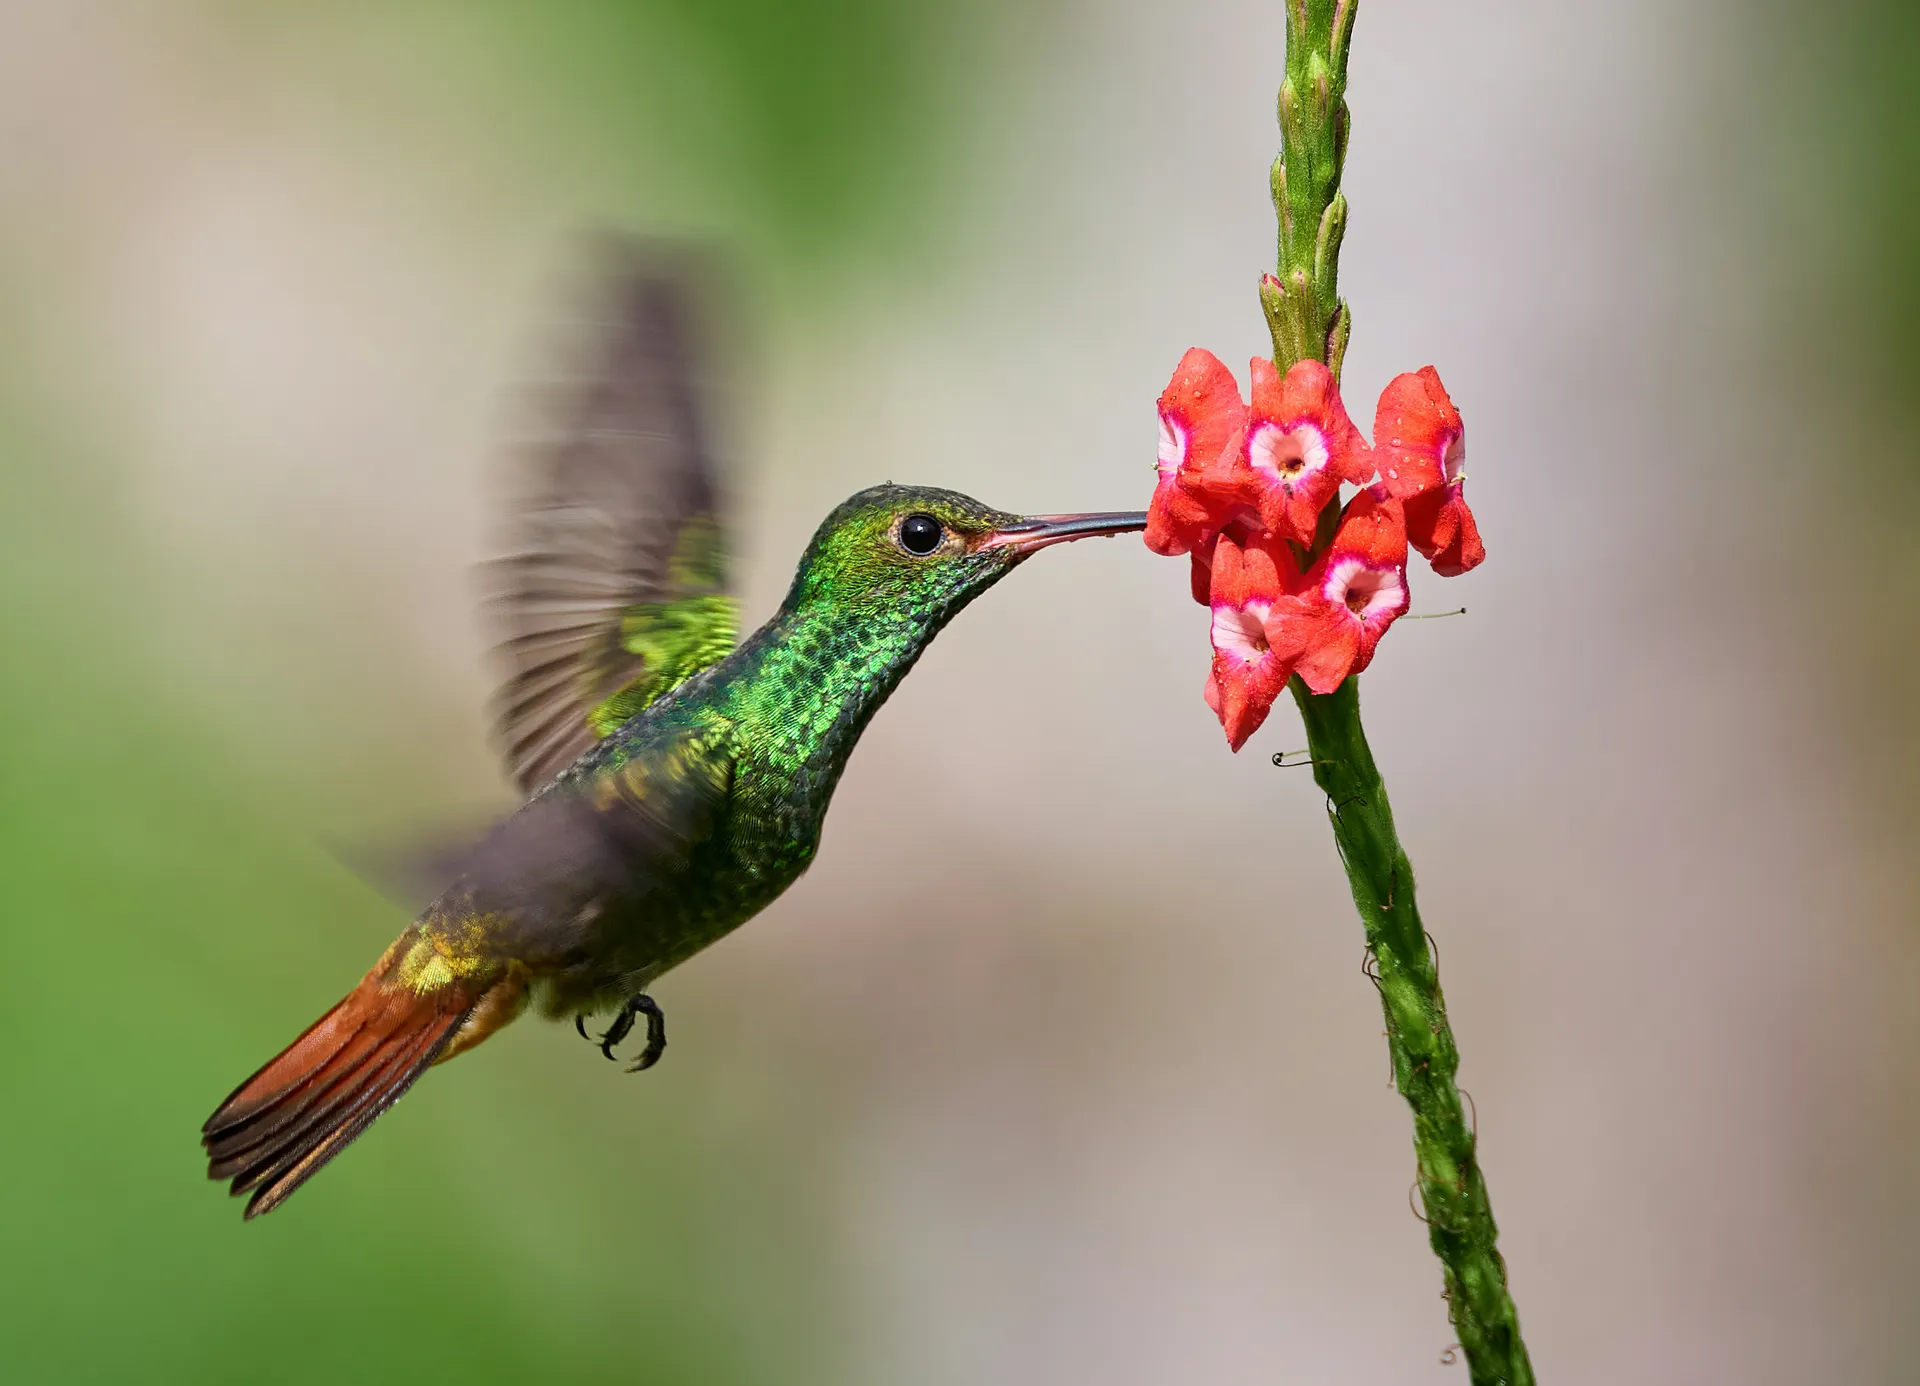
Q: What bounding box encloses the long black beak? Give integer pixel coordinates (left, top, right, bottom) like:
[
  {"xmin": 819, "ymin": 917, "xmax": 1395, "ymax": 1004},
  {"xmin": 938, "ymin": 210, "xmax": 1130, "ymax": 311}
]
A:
[{"xmin": 979, "ymin": 511, "xmax": 1149, "ymax": 556}]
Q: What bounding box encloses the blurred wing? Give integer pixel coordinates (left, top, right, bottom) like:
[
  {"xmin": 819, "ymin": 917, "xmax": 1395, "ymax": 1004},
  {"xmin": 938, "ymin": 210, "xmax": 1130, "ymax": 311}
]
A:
[
  {"xmin": 485, "ymin": 244, "xmax": 740, "ymax": 795},
  {"xmin": 442, "ymin": 722, "xmax": 740, "ymax": 953}
]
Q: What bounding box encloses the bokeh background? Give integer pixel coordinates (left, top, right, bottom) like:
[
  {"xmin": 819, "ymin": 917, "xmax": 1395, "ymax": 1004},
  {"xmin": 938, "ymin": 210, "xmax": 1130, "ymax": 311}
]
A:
[{"xmin": 2, "ymin": 2, "xmax": 1916, "ymax": 1382}]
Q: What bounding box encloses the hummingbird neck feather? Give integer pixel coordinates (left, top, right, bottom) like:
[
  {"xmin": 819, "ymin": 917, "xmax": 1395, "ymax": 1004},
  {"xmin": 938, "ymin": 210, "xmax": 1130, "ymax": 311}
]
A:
[{"xmin": 727, "ymin": 589, "xmax": 966, "ymax": 783}]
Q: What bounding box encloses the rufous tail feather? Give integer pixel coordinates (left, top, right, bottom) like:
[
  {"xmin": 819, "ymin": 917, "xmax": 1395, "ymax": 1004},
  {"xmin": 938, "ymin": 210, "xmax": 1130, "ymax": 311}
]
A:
[{"xmin": 201, "ymin": 939, "xmax": 496, "ymax": 1219}]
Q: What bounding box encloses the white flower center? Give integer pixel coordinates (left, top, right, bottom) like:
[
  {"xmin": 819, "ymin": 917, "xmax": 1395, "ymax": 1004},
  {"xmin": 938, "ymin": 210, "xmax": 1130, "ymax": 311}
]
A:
[
  {"xmin": 1323, "ymin": 558, "xmax": 1405, "ymax": 622},
  {"xmin": 1442, "ymin": 430, "xmax": 1466, "ymax": 486},
  {"xmin": 1248, "ymin": 420, "xmax": 1328, "ymax": 487},
  {"xmin": 1211, "ymin": 601, "xmax": 1273, "ymax": 663},
  {"xmin": 1157, "ymin": 411, "xmax": 1187, "ymax": 478}
]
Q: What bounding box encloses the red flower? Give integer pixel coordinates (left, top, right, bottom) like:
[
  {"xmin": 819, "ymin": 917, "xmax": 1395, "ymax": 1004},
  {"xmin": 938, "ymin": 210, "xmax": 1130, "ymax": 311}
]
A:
[
  {"xmin": 1264, "ymin": 486, "xmax": 1411, "ymax": 695},
  {"xmin": 1145, "ymin": 348, "xmax": 1247, "ymax": 556},
  {"xmin": 1190, "ymin": 357, "xmax": 1371, "ymax": 545},
  {"xmin": 1201, "ymin": 528, "xmax": 1299, "ymax": 751},
  {"xmin": 1373, "ymin": 366, "xmax": 1484, "ymax": 576}
]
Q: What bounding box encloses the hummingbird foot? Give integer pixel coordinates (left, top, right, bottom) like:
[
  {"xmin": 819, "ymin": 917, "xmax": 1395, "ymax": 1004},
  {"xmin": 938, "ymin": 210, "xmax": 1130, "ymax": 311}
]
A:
[{"xmin": 575, "ymin": 992, "xmax": 667, "ymax": 1071}]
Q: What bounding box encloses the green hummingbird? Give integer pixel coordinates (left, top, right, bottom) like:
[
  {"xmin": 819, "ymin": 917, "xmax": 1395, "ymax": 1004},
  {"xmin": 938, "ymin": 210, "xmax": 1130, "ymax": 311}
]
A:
[{"xmin": 201, "ymin": 246, "xmax": 1146, "ymax": 1218}]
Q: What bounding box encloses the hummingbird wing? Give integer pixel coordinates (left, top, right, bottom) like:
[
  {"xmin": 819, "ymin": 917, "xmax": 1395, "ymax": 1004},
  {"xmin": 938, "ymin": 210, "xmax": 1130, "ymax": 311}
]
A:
[
  {"xmin": 484, "ymin": 241, "xmax": 741, "ymax": 796},
  {"xmin": 436, "ymin": 719, "xmax": 740, "ymax": 969}
]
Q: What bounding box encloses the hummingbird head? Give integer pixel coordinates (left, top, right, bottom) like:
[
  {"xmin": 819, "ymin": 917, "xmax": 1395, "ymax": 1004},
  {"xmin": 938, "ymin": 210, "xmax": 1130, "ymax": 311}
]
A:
[{"xmin": 782, "ymin": 484, "xmax": 1147, "ymax": 626}]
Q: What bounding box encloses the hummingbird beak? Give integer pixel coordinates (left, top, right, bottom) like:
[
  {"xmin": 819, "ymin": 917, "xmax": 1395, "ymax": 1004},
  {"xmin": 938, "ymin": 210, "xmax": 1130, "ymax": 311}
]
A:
[{"xmin": 978, "ymin": 510, "xmax": 1149, "ymax": 557}]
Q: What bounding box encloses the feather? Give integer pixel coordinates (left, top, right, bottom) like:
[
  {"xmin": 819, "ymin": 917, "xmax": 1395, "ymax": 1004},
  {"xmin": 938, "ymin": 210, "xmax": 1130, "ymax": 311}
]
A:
[
  {"xmin": 483, "ymin": 240, "xmax": 741, "ymax": 794},
  {"xmin": 202, "ymin": 944, "xmax": 486, "ymax": 1218}
]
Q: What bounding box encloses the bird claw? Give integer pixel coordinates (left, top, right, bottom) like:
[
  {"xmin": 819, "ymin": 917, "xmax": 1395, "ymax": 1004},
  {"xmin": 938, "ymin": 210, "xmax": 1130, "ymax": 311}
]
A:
[
  {"xmin": 596, "ymin": 1004, "xmax": 637, "ymax": 1061},
  {"xmin": 623, "ymin": 994, "xmax": 666, "ymax": 1071},
  {"xmin": 577, "ymin": 992, "xmax": 666, "ymax": 1071}
]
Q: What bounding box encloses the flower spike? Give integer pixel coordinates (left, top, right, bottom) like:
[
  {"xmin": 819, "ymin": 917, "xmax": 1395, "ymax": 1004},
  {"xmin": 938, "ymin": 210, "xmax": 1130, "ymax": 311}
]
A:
[
  {"xmin": 1145, "ymin": 348, "xmax": 1248, "ymax": 556},
  {"xmin": 1141, "ymin": 354, "xmax": 1476, "ymax": 742},
  {"xmin": 1373, "ymin": 366, "xmax": 1484, "ymax": 576}
]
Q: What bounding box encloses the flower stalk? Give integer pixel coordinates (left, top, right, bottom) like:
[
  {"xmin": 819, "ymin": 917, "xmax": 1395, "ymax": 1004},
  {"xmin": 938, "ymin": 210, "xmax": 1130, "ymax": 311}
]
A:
[
  {"xmin": 1270, "ymin": 3, "xmax": 1534, "ymax": 1381},
  {"xmin": 1264, "ymin": 0, "xmax": 1355, "ymax": 375}
]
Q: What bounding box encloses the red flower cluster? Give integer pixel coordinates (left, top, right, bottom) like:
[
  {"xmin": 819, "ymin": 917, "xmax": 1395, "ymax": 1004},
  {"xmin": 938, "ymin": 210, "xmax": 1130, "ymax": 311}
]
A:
[{"xmin": 1147, "ymin": 349, "xmax": 1483, "ymax": 750}]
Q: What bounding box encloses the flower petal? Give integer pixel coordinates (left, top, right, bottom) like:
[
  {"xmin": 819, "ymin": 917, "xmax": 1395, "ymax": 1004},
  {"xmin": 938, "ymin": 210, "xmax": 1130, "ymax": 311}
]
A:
[
  {"xmin": 1209, "ymin": 648, "xmax": 1289, "ymax": 751},
  {"xmin": 1327, "ymin": 484, "xmax": 1409, "ymax": 569},
  {"xmin": 1145, "ymin": 349, "xmax": 1249, "ymax": 556},
  {"xmin": 1207, "ymin": 526, "xmax": 1293, "ymax": 607},
  {"xmin": 1373, "ymin": 366, "xmax": 1463, "ymax": 503},
  {"xmin": 1146, "ymin": 476, "xmax": 1224, "ymax": 556},
  {"xmin": 1189, "ymin": 543, "xmax": 1216, "ymax": 606},
  {"xmin": 1404, "ymin": 485, "xmax": 1485, "ymax": 576},
  {"xmin": 1265, "ymin": 596, "xmax": 1356, "ymax": 695},
  {"xmin": 1160, "ymin": 348, "xmax": 1248, "ymax": 478}
]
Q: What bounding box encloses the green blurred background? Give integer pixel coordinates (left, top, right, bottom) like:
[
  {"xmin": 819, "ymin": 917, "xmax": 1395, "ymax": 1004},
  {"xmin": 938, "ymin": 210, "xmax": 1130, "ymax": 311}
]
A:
[{"xmin": 1, "ymin": 3, "xmax": 1915, "ymax": 1383}]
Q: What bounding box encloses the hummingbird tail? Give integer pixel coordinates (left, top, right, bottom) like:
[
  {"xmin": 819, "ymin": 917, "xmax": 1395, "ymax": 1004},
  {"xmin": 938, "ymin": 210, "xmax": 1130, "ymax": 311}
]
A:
[{"xmin": 200, "ymin": 942, "xmax": 487, "ymax": 1219}]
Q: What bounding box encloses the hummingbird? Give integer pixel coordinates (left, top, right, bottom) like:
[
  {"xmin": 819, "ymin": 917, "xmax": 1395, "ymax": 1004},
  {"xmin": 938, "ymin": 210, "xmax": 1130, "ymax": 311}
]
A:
[{"xmin": 200, "ymin": 245, "xmax": 1146, "ymax": 1218}]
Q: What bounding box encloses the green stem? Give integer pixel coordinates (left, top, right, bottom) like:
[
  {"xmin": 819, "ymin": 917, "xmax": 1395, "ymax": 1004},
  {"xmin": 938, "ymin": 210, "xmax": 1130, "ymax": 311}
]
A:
[
  {"xmin": 1288, "ymin": 681, "xmax": 1531, "ymax": 1383},
  {"xmin": 1269, "ymin": 5, "xmax": 1533, "ymax": 1382}
]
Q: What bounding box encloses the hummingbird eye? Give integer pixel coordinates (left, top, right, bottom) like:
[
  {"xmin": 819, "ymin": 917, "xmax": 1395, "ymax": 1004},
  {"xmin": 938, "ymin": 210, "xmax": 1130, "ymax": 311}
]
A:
[{"xmin": 897, "ymin": 512, "xmax": 944, "ymax": 556}]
